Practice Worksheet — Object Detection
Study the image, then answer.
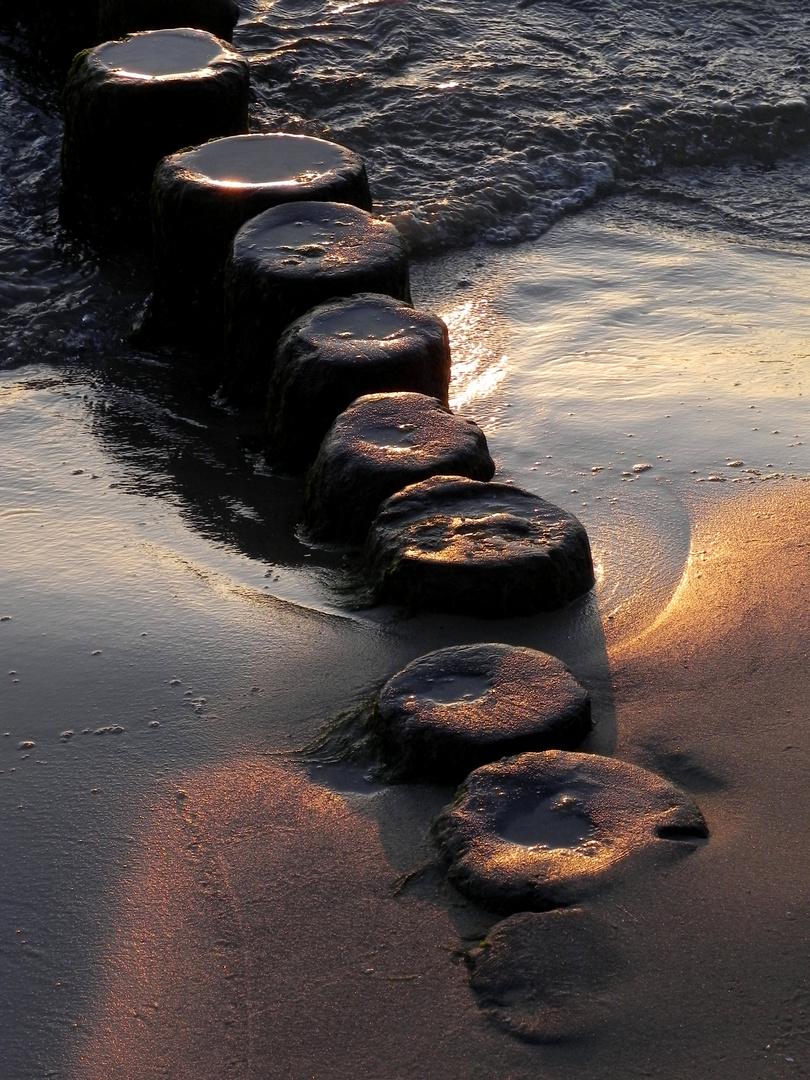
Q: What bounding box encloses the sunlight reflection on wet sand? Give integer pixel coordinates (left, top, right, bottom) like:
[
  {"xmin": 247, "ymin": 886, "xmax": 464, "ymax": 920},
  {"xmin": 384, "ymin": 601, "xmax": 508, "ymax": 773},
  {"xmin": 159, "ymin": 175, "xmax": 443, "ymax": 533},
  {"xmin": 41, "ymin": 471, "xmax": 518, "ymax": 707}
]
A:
[
  {"xmin": 68, "ymin": 760, "xmax": 507, "ymax": 1079},
  {"xmin": 66, "ymin": 483, "xmax": 810, "ymax": 1080}
]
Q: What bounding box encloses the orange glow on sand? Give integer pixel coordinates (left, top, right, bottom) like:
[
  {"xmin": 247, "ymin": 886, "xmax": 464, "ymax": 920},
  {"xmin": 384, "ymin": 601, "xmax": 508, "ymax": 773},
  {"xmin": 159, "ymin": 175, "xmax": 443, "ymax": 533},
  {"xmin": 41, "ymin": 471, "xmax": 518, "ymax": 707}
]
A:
[{"xmin": 68, "ymin": 760, "xmax": 502, "ymax": 1078}]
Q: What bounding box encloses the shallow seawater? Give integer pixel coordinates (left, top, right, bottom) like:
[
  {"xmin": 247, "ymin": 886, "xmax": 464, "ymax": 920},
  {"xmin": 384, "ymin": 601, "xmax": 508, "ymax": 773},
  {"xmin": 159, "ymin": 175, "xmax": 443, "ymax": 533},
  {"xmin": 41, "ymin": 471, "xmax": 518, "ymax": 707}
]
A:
[{"xmin": 413, "ymin": 201, "xmax": 810, "ymax": 630}]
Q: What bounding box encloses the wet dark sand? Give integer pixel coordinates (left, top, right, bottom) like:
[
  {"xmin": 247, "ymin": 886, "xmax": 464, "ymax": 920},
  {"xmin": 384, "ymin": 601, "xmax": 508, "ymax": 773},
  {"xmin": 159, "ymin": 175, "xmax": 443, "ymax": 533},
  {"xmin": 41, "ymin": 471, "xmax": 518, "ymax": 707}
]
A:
[
  {"xmin": 62, "ymin": 483, "xmax": 810, "ymax": 1079},
  {"xmin": 3, "ymin": 208, "xmax": 809, "ymax": 1079}
]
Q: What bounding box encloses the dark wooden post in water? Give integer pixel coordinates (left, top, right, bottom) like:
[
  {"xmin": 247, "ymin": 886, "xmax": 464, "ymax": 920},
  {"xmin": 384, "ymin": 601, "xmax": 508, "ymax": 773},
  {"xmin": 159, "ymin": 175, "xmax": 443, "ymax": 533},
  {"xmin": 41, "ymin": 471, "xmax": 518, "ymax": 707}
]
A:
[
  {"xmin": 60, "ymin": 28, "xmax": 249, "ymax": 239},
  {"xmin": 148, "ymin": 134, "xmax": 372, "ymax": 346},
  {"xmin": 265, "ymin": 293, "xmax": 451, "ymax": 468},
  {"xmin": 223, "ymin": 202, "xmax": 412, "ymax": 404}
]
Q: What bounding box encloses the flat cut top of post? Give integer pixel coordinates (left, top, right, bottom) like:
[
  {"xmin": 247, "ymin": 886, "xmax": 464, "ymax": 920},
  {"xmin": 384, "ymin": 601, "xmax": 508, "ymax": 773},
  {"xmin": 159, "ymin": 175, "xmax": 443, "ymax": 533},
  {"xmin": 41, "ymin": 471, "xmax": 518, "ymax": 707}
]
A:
[
  {"xmin": 94, "ymin": 29, "xmax": 230, "ymax": 79},
  {"xmin": 177, "ymin": 134, "xmax": 355, "ymax": 188},
  {"xmin": 232, "ymin": 202, "xmax": 404, "ymax": 280},
  {"xmin": 305, "ymin": 298, "xmax": 414, "ymax": 341}
]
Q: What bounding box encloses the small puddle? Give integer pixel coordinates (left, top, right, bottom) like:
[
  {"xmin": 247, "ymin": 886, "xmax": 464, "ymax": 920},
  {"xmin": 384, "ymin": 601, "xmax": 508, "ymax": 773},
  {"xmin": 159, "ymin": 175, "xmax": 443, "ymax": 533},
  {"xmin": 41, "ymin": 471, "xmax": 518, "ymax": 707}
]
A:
[
  {"xmin": 495, "ymin": 791, "xmax": 595, "ymax": 850},
  {"xmin": 358, "ymin": 422, "xmax": 418, "ymax": 449},
  {"xmin": 655, "ymin": 823, "xmax": 709, "ymax": 847},
  {"xmin": 186, "ymin": 134, "xmax": 343, "ymax": 186},
  {"xmin": 258, "ymin": 218, "xmax": 348, "ymax": 253},
  {"xmin": 310, "ymin": 301, "xmax": 411, "ymax": 341},
  {"xmin": 410, "ymin": 672, "xmax": 493, "ymax": 705}
]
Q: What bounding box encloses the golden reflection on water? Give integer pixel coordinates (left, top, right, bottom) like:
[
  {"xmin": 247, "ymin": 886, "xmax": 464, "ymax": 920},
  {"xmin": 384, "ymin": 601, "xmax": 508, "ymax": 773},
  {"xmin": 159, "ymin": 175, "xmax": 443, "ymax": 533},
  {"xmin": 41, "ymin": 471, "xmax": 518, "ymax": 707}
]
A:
[
  {"xmin": 329, "ymin": 0, "xmax": 400, "ymax": 13},
  {"xmin": 443, "ymin": 298, "xmax": 508, "ymax": 412},
  {"xmin": 210, "ymin": 176, "xmax": 312, "ymax": 188},
  {"xmin": 0, "ymin": 380, "xmax": 36, "ymax": 410},
  {"xmin": 412, "ymin": 218, "xmax": 810, "ymax": 645}
]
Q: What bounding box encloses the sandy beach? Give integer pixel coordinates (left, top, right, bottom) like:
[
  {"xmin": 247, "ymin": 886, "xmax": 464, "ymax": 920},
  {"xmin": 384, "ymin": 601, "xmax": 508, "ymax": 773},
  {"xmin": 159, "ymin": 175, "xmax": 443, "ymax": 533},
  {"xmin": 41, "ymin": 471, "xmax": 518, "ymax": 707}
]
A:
[
  {"xmin": 3, "ymin": 346, "xmax": 809, "ymax": 1077},
  {"xmin": 40, "ymin": 482, "xmax": 810, "ymax": 1079},
  {"xmin": 3, "ymin": 4, "xmax": 810, "ymax": 1061}
]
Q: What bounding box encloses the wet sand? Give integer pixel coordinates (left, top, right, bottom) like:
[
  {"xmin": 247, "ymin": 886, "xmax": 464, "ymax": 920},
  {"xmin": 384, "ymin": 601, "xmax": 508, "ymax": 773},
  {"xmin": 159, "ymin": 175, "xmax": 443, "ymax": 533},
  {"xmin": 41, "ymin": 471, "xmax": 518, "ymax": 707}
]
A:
[
  {"xmin": 3, "ymin": 0, "xmax": 810, "ymax": 1070},
  {"xmin": 3, "ymin": 212, "xmax": 810, "ymax": 1077},
  {"xmin": 598, "ymin": 484, "xmax": 810, "ymax": 1078},
  {"xmin": 0, "ymin": 364, "xmax": 613, "ymax": 1079},
  {"xmin": 42, "ymin": 481, "xmax": 807, "ymax": 1079}
]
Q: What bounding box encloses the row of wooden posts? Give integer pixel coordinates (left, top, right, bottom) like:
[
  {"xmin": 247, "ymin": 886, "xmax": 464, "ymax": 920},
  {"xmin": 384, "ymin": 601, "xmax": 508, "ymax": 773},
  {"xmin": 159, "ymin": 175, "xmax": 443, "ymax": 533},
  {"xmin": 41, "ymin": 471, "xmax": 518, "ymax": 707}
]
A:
[
  {"xmin": 23, "ymin": 0, "xmax": 710, "ymax": 950},
  {"xmin": 53, "ymin": 5, "xmax": 596, "ymax": 616}
]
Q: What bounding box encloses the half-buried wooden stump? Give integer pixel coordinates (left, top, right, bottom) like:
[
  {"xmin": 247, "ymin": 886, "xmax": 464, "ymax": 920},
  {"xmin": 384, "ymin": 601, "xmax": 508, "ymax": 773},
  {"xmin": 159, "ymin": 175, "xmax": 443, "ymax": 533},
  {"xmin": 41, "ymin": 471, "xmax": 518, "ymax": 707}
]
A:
[
  {"xmin": 303, "ymin": 393, "xmax": 495, "ymax": 544},
  {"xmin": 432, "ymin": 750, "xmax": 709, "ymax": 913},
  {"xmin": 364, "ymin": 476, "xmax": 595, "ymax": 617},
  {"xmin": 372, "ymin": 643, "xmax": 592, "ymax": 783},
  {"xmin": 466, "ymin": 908, "xmax": 625, "ymax": 1043},
  {"xmin": 266, "ymin": 294, "xmax": 450, "ymax": 467},
  {"xmin": 60, "ymin": 28, "xmax": 249, "ymax": 237},
  {"xmin": 148, "ymin": 134, "xmax": 373, "ymax": 345},
  {"xmin": 98, "ymin": 0, "xmax": 240, "ymax": 42},
  {"xmin": 224, "ymin": 204, "xmax": 412, "ymax": 404}
]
